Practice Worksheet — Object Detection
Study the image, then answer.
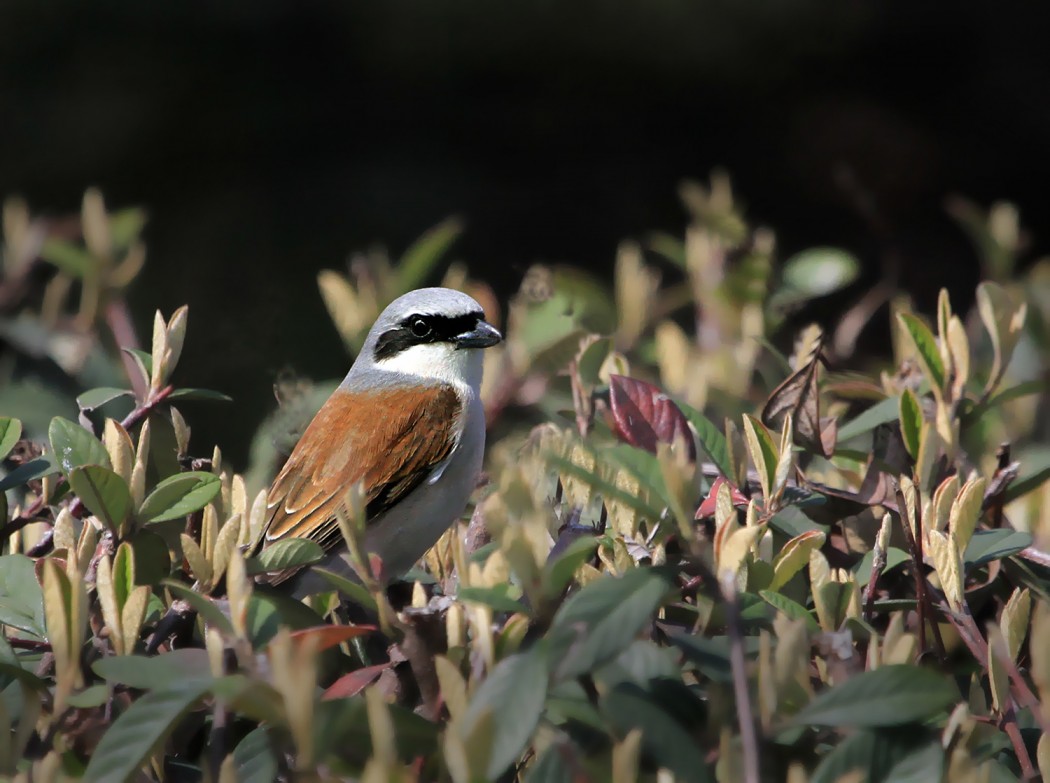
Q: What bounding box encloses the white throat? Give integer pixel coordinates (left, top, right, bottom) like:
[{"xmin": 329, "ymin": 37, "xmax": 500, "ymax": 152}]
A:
[{"xmin": 373, "ymin": 342, "xmax": 484, "ymax": 393}]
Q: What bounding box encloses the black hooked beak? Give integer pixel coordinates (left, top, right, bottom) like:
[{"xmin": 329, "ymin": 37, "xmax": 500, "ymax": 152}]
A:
[{"xmin": 455, "ymin": 320, "xmax": 502, "ymax": 349}]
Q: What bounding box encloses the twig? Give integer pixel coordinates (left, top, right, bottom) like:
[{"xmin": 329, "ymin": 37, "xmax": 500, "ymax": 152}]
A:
[
  {"xmin": 1002, "ymin": 705, "xmax": 1037, "ymax": 780},
  {"xmin": 6, "ymin": 637, "xmax": 52, "ymax": 651},
  {"xmin": 894, "ymin": 486, "xmax": 947, "ymax": 660},
  {"xmin": 722, "ymin": 576, "xmax": 760, "ymax": 783}
]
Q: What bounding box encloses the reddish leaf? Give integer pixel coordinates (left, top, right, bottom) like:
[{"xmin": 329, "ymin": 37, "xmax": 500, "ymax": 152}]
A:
[
  {"xmin": 321, "ymin": 663, "xmax": 391, "ymax": 700},
  {"xmin": 695, "ymin": 476, "xmax": 749, "ymax": 519},
  {"xmin": 289, "ymin": 624, "xmax": 376, "ymax": 653},
  {"xmin": 608, "ymin": 375, "xmax": 696, "ymax": 461}
]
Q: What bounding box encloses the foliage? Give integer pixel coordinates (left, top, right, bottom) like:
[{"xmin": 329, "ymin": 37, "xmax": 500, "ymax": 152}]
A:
[{"xmin": 2, "ymin": 176, "xmax": 1050, "ymax": 782}]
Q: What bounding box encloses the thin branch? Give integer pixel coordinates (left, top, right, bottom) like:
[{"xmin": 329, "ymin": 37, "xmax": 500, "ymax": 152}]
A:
[{"xmin": 722, "ymin": 576, "xmax": 760, "ymax": 783}]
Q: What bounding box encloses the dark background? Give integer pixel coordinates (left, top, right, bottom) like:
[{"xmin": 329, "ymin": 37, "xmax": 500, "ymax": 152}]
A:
[{"xmin": 2, "ymin": 0, "xmax": 1048, "ymax": 467}]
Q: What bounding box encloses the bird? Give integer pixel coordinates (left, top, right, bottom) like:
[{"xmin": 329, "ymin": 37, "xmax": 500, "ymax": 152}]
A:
[{"xmin": 253, "ymin": 287, "xmax": 502, "ymax": 597}]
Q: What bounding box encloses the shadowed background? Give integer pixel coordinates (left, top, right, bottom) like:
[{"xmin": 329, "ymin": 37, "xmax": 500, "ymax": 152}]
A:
[{"xmin": 2, "ymin": 0, "xmax": 1048, "ymax": 467}]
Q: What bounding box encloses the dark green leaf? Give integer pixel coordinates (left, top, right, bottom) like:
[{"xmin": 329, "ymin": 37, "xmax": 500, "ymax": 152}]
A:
[
  {"xmin": 810, "ymin": 727, "xmax": 936, "ymax": 783},
  {"xmin": 0, "ymin": 417, "xmax": 21, "ymax": 460},
  {"xmin": 678, "ymin": 401, "xmax": 733, "ymax": 479},
  {"xmin": 897, "ymin": 313, "xmax": 945, "ymax": 392},
  {"xmin": 49, "ymin": 416, "xmax": 110, "ymax": 473},
  {"xmin": 543, "ymin": 536, "xmax": 598, "ymax": 599},
  {"xmin": 548, "ymin": 568, "xmax": 673, "ymax": 681},
  {"xmin": 525, "ymin": 745, "xmax": 576, "ymax": 783},
  {"xmin": 82, "ymin": 679, "xmax": 212, "ymax": 782},
  {"xmin": 139, "ymin": 471, "xmax": 222, "ymax": 522},
  {"xmin": 837, "ymin": 395, "xmax": 901, "ymax": 443},
  {"xmin": 93, "ymin": 649, "xmax": 213, "ymax": 689},
  {"xmin": 246, "ymin": 538, "xmax": 325, "ymax": 575},
  {"xmin": 462, "ymin": 643, "xmax": 549, "ymax": 780},
  {"xmin": 899, "ymin": 389, "xmax": 922, "ymax": 459},
  {"xmin": 167, "ymin": 388, "xmax": 233, "ymax": 402},
  {"xmin": 757, "ymin": 590, "xmax": 820, "ymax": 632},
  {"xmin": 769, "ymin": 506, "xmax": 825, "ymax": 538},
  {"xmin": 397, "ymin": 217, "xmax": 463, "ymax": 291},
  {"xmin": 0, "ymin": 661, "xmax": 49, "ymax": 691},
  {"xmin": 0, "ymin": 554, "xmax": 46, "ymax": 638},
  {"xmin": 594, "ymin": 639, "xmax": 679, "ymax": 689},
  {"xmin": 0, "ymin": 457, "xmax": 56, "ymax": 492},
  {"xmin": 233, "ymin": 727, "xmax": 278, "ymax": 783},
  {"xmin": 576, "ymin": 337, "xmax": 611, "ymax": 387},
  {"xmin": 314, "ymin": 695, "xmax": 440, "ymax": 763},
  {"xmin": 76, "ymin": 387, "xmax": 132, "ymax": 412},
  {"xmin": 458, "ymin": 585, "xmax": 525, "ymax": 613},
  {"xmin": 853, "ymin": 547, "xmax": 910, "ymax": 588},
  {"xmin": 881, "ymin": 741, "xmax": 946, "ymax": 783},
  {"xmin": 792, "ymin": 665, "xmax": 958, "ymax": 728},
  {"xmin": 666, "ymin": 632, "xmax": 761, "ymax": 683},
  {"xmin": 69, "ymin": 466, "xmax": 131, "ymax": 532},
  {"xmin": 963, "ymin": 529, "xmax": 1033, "ymax": 569},
  {"xmin": 601, "ymin": 682, "xmax": 713, "ymax": 783},
  {"xmin": 1003, "ymin": 446, "xmax": 1050, "ymax": 504}
]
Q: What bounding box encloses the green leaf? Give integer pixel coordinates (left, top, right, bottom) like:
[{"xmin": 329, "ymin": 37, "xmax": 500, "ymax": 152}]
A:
[
  {"xmin": 68, "ymin": 466, "xmax": 131, "ymax": 533},
  {"xmin": 312, "ymin": 567, "xmax": 378, "ymax": 612},
  {"xmin": 1003, "ymin": 446, "xmax": 1050, "ymax": 504},
  {"xmin": 245, "ymin": 538, "xmax": 325, "ymax": 575},
  {"xmin": 896, "ymin": 313, "xmax": 945, "ymax": 393},
  {"xmin": 40, "ymin": 238, "xmax": 93, "ymax": 277},
  {"xmin": 757, "ymin": 590, "xmax": 820, "ymax": 632},
  {"xmin": 836, "ymin": 395, "xmax": 901, "ymax": 443},
  {"xmin": 162, "ymin": 580, "xmax": 233, "ymax": 635},
  {"xmin": 76, "ymin": 387, "xmax": 133, "ymax": 413},
  {"xmin": 963, "ymin": 529, "xmax": 1033, "ymax": 569},
  {"xmin": 853, "ymin": 547, "xmax": 910, "ymax": 587},
  {"xmin": 810, "ymin": 727, "xmax": 939, "ymax": 783},
  {"xmin": 462, "ymin": 643, "xmax": 549, "ymax": 780},
  {"xmin": 49, "ymin": 416, "xmax": 110, "ymax": 473},
  {"xmin": 601, "ymin": 682, "xmax": 713, "ymax": 783},
  {"xmin": 82, "ymin": 679, "xmax": 213, "ymax": 782},
  {"xmin": 742, "ymin": 414, "xmax": 778, "ymax": 500},
  {"xmin": 0, "ymin": 457, "xmax": 56, "ymax": 492},
  {"xmin": 139, "ymin": 471, "xmax": 222, "ymax": 522},
  {"xmin": 791, "ymin": 665, "xmax": 958, "ymax": 728},
  {"xmin": 963, "ymin": 379, "xmax": 1046, "ymax": 424},
  {"xmin": 666, "ymin": 632, "xmax": 761, "ymax": 683},
  {"xmin": 233, "ymin": 727, "xmax": 278, "ymax": 783},
  {"xmin": 0, "ymin": 554, "xmax": 46, "ymax": 638},
  {"xmin": 899, "ymin": 389, "xmax": 922, "ymax": 459},
  {"xmin": 93, "ymin": 649, "xmax": 213, "ymax": 689},
  {"xmin": 0, "ymin": 417, "xmax": 22, "ymax": 460},
  {"xmin": 542, "ymin": 536, "xmax": 598, "ymax": 599},
  {"xmin": 547, "ymin": 568, "xmax": 673, "ymax": 681},
  {"xmin": 678, "ymin": 401, "xmax": 733, "ymax": 479},
  {"xmin": 546, "ymin": 454, "xmax": 666, "ymax": 521},
  {"xmin": 775, "ymin": 247, "xmax": 859, "ymax": 303},
  {"xmin": 458, "ymin": 585, "xmax": 525, "ymax": 613},
  {"xmin": 166, "ymin": 388, "xmax": 234, "ymax": 402},
  {"xmin": 396, "ymin": 217, "xmax": 463, "ymax": 291},
  {"xmin": 123, "ymin": 348, "xmax": 153, "ymax": 388},
  {"xmin": 68, "ymin": 684, "xmax": 111, "ymax": 708}
]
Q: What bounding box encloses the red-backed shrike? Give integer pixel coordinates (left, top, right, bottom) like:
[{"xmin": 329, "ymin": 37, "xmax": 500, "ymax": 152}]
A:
[{"xmin": 254, "ymin": 287, "xmax": 501, "ymax": 597}]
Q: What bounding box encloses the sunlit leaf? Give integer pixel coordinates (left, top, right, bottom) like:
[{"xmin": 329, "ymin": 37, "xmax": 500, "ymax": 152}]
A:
[
  {"xmin": 0, "ymin": 417, "xmax": 22, "ymax": 460},
  {"xmin": 49, "ymin": 416, "xmax": 110, "ymax": 473},
  {"xmin": 139, "ymin": 471, "xmax": 222, "ymax": 522},
  {"xmin": 896, "ymin": 313, "xmax": 945, "ymax": 394},
  {"xmin": 68, "ymin": 465, "xmax": 131, "ymax": 532},
  {"xmin": 245, "ymin": 538, "xmax": 325, "ymax": 575}
]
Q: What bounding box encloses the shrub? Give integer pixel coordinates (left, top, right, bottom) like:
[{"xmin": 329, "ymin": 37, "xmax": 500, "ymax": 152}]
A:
[{"xmin": 1, "ymin": 178, "xmax": 1049, "ymax": 782}]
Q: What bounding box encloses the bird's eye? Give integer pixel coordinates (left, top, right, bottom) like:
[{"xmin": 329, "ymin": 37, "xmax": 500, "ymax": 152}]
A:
[{"xmin": 410, "ymin": 318, "xmax": 431, "ymax": 338}]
